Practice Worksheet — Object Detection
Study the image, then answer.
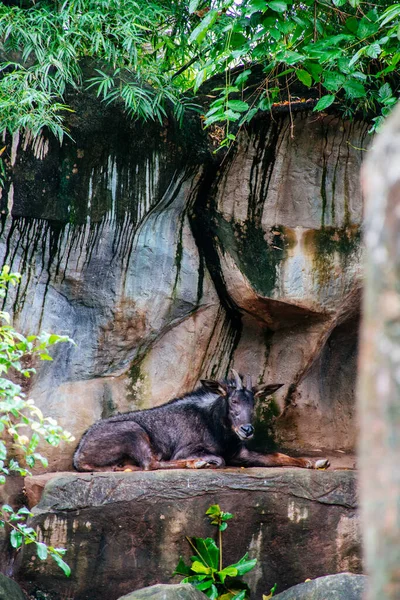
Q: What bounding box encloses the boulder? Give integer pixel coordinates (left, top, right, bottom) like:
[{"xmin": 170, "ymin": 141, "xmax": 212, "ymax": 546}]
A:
[
  {"xmin": 15, "ymin": 468, "xmax": 361, "ymax": 600},
  {"xmin": 273, "ymin": 572, "xmax": 367, "ymax": 599},
  {"xmin": 117, "ymin": 584, "xmax": 207, "ymax": 600},
  {"xmin": 0, "ymin": 573, "xmax": 26, "ymax": 600}
]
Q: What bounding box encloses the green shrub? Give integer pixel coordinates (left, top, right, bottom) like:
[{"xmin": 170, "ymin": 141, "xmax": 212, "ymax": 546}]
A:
[
  {"xmin": 0, "ymin": 265, "xmax": 75, "ymax": 576},
  {"xmin": 173, "ymin": 504, "xmax": 262, "ymax": 600}
]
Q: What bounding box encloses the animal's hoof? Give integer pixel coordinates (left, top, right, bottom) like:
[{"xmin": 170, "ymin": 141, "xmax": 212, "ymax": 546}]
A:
[
  {"xmin": 315, "ymin": 459, "xmax": 330, "ymax": 470},
  {"xmin": 193, "ymin": 460, "xmax": 208, "ymax": 469}
]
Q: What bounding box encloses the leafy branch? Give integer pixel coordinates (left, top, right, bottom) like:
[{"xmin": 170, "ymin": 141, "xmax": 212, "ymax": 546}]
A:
[
  {"xmin": 0, "ymin": 265, "xmax": 75, "ymax": 576},
  {"xmin": 0, "ymin": 0, "xmax": 399, "ymax": 157}
]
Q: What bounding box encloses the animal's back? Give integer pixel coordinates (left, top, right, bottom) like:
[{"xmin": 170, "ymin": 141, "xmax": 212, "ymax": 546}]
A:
[{"xmin": 73, "ymin": 389, "xmax": 220, "ymax": 470}]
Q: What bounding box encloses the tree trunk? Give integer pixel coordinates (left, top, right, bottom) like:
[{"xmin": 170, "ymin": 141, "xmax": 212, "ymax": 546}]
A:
[{"xmin": 359, "ymin": 103, "xmax": 400, "ymax": 599}]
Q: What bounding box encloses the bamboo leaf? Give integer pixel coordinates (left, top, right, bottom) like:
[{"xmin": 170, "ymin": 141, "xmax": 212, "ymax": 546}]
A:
[{"xmin": 188, "ymin": 10, "xmax": 219, "ymax": 45}]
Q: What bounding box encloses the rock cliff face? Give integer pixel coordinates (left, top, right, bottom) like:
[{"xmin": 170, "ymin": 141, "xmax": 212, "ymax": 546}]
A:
[{"xmin": 0, "ymin": 103, "xmax": 367, "ymax": 468}]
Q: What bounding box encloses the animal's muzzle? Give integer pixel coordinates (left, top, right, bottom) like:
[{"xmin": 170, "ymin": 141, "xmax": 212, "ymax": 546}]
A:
[{"xmin": 239, "ymin": 424, "xmax": 254, "ymax": 439}]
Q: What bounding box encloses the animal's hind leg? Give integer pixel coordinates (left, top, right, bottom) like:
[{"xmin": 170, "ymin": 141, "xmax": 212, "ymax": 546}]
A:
[
  {"xmin": 73, "ymin": 422, "xmax": 158, "ymax": 472},
  {"xmin": 230, "ymin": 448, "xmax": 330, "ymax": 469}
]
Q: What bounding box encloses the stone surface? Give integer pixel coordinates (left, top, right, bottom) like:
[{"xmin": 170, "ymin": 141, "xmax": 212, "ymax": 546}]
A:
[
  {"xmin": 358, "ymin": 103, "xmax": 400, "ymax": 599},
  {"xmin": 15, "ymin": 468, "xmax": 361, "ymax": 600},
  {"xmin": 117, "ymin": 584, "xmax": 207, "ymax": 600},
  {"xmin": 0, "ymin": 573, "xmax": 26, "ymax": 600},
  {"xmin": 0, "ymin": 109, "xmax": 366, "ymax": 470},
  {"xmin": 273, "ymin": 573, "xmax": 367, "ymax": 600}
]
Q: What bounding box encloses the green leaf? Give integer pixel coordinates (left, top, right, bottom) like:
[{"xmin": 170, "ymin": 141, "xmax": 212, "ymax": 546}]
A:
[
  {"xmin": 39, "ymin": 354, "xmax": 53, "ymax": 361},
  {"xmin": 37, "ymin": 542, "xmax": 48, "ymax": 560},
  {"xmin": 188, "ymin": 9, "xmax": 219, "ymax": 45},
  {"xmin": 191, "ymin": 561, "xmax": 212, "ymax": 574},
  {"xmin": 191, "ymin": 537, "xmax": 219, "ymax": 570},
  {"xmin": 17, "ymin": 507, "xmax": 33, "ymax": 516},
  {"xmin": 306, "ymin": 63, "xmax": 323, "ymax": 82},
  {"xmin": 235, "ymin": 70, "xmax": 252, "ymax": 86},
  {"xmin": 218, "ymin": 566, "xmax": 238, "ymax": 583},
  {"xmin": 349, "ymin": 46, "xmax": 367, "ymax": 67},
  {"xmin": 366, "ymin": 43, "xmax": 381, "ymax": 59},
  {"xmin": 296, "ymin": 69, "xmax": 312, "ymax": 87},
  {"xmin": 379, "ymin": 4, "xmax": 400, "ymax": 27},
  {"xmin": 182, "ymin": 575, "xmax": 207, "ymax": 584},
  {"xmin": 51, "ymin": 553, "xmax": 71, "ymax": 577},
  {"xmin": 227, "ymin": 100, "xmax": 249, "ymax": 113},
  {"xmin": 223, "ymin": 109, "xmax": 241, "ymax": 121},
  {"xmin": 345, "ymin": 17, "xmax": 359, "ymax": 35},
  {"xmin": 357, "ymin": 17, "xmax": 379, "ymax": 39},
  {"xmin": 323, "ymin": 71, "xmax": 345, "ymax": 92},
  {"xmin": 278, "ymin": 50, "xmax": 304, "ymax": 65},
  {"xmin": 189, "ymin": 0, "xmax": 200, "ymax": 14},
  {"xmin": 33, "ymin": 453, "xmax": 49, "ymax": 468},
  {"xmin": 194, "ymin": 69, "xmax": 208, "ymax": 93},
  {"xmin": 10, "ymin": 530, "xmax": 23, "ymax": 548},
  {"xmin": 0, "ymin": 442, "xmax": 7, "ymax": 461},
  {"xmin": 379, "ymin": 83, "xmax": 392, "ymax": 101},
  {"xmin": 313, "ymin": 95, "xmax": 335, "ymax": 111},
  {"xmin": 195, "ymin": 580, "xmax": 214, "ymax": 591},
  {"xmin": 232, "ymin": 592, "xmax": 246, "ymax": 600},
  {"xmin": 343, "ymin": 80, "xmax": 366, "ymax": 99},
  {"xmin": 249, "ymin": 0, "xmax": 267, "ymax": 12},
  {"xmin": 268, "ymin": 1, "xmax": 287, "ymax": 13},
  {"xmin": 28, "ymin": 433, "xmax": 40, "ymax": 452},
  {"xmin": 230, "ymin": 557, "xmax": 257, "ymax": 576}
]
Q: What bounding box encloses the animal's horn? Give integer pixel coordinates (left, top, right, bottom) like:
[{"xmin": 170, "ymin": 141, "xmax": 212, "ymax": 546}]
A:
[
  {"xmin": 246, "ymin": 374, "xmax": 252, "ymax": 390},
  {"xmin": 231, "ymin": 369, "xmax": 243, "ymax": 390}
]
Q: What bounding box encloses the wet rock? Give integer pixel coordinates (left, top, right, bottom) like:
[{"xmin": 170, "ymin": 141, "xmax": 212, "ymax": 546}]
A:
[
  {"xmin": 117, "ymin": 584, "xmax": 207, "ymax": 600},
  {"xmin": 0, "ymin": 573, "xmax": 26, "ymax": 600},
  {"xmin": 273, "ymin": 572, "xmax": 367, "ymax": 599},
  {"xmin": 16, "ymin": 468, "xmax": 361, "ymax": 600}
]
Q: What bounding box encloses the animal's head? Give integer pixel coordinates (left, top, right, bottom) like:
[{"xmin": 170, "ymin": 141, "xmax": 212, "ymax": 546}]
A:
[{"xmin": 201, "ymin": 370, "xmax": 283, "ymax": 441}]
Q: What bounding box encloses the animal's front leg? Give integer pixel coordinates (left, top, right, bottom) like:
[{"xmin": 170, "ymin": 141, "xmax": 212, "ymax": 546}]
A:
[
  {"xmin": 230, "ymin": 448, "xmax": 330, "ymax": 469},
  {"xmin": 157, "ymin": 455, "xmax": 226, "ymax": 469},
  {"xmin": 186, "ymin": 455, "xmax": 226, "ymax": 469}
]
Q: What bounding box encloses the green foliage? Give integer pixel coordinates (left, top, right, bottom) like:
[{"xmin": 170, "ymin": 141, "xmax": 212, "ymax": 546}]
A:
[
  {"xmin": 191, "ymin": 0, "xmax": 400, "ymax": 148},
  {"xmin": 0, "ymin": 265, "xmax": 74, "ymax": 577},
  {"xmin": 173, "ymin": 504, "xmax": 258, "ymax": 600},
  {"xmin": 0, "ymin": 0, "xmax": 200, "ymax": 140},
  {"xmin": 0, "ymin": 0, "xmax": 399, "ymax": 154}
]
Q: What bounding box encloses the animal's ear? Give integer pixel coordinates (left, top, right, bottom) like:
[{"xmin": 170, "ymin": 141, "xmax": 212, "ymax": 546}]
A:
[
  {"xmin": 253, "ymin": 383, "xmax": 284, "ymax": 399},
  {"xmin": 201, "ymin": 380, "xmax": 228, "ymax": 396}
]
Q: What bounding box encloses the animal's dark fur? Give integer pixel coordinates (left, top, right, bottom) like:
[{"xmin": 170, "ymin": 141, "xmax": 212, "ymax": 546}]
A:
[{"xmin": 73, "ymin": 374, "xmax": 330, "ymax": 471}]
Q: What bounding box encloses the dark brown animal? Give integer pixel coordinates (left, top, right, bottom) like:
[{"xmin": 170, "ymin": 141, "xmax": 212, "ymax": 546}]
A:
[{"xmin": 73, "ymin": 371, "xmax": 330, "ymax": 472}]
